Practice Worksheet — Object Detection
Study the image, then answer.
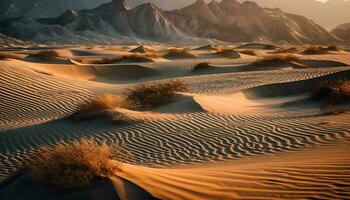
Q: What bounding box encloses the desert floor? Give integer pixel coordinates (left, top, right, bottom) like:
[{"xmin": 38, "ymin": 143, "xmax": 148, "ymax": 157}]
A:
[{"xmin": 0, "ymin": 44, "xmax": 350, "ymax": 199}]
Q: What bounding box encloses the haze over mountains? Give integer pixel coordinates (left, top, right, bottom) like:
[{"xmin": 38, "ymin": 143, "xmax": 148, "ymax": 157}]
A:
[
  {"xmin": 0, "ymin": 0, "xmax": 345, "ymax": 44},
  {"xmin": 128, "ymin": 0, "xmax": 350, "ymax": 30}
]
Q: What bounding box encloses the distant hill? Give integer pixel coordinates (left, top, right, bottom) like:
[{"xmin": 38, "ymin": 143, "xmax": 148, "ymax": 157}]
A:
[
  {"xmin": 130, "ymin": 0, "xmax": 350, "ymax": 30},
  {"xmin": 166, "ymin": 0, "xmax": 337, "ymax": 44},
  {"xmin": 0, "ymin": 0, "xmax": 340, "ymax": 44},
  {"xmin": 236, "ymin": 0, "xmax": 350, "ymax": 30},
  {"xmin": 332, "ymin": 23, "xmax": 350, "ymax": 43},
  {"xmin": 0, "ymin": 0, "xmax": 110, "ymax": 19}
]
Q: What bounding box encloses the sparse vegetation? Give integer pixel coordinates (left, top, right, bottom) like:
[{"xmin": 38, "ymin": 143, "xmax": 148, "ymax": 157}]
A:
[
  {"xmin": 74, "ymin": 53, "xmax": 157, "ymax": 64},
  {"xmin": 239, "ymin": 50, "xmax": 257, "ymax": 56},
  {"xmin": 30, "ymin": 50, "xmax": 60, "ymax": 59},
  {"xmin": 28, "ymin": 138, "xmax": 125, "ymax": 191},
  {"xmin": 274, "ymin": 47, "xmax": 298, "ymax": 54},
  {"xmin": 320, "ymin": 106, "xmax": 347, "ymax": 116},
  {"xmin": 252, "ymin": 54, "xmax": 300, "ymax": 66},
  {"xmin": 303, "ymin": 46, "xmax": 329, "ymax": 55},
  {"xmin": 192, "ymin": 62, "xmax": 213, "ymax": 72},
  {"xmin": 163, "ymin": 48, "xmax": 197, "ymax": 59},
  {"xmin": 73, "ymin": 81, "xmax": 188, "ymax": 120},
  {"xmin": 263, "ymin": 44, "xmax": 277, "ymax": 50},
  {"xmin": 72, "ymin": 94, "xmax": 137, "ymax": 121},
  {"xmin": 310, "ymin": 79, "xmax": 350, "ymax": 106},
  {"xmin": 214, "ymin": 48, "xmax": 241, "ymax": 58},
  {"xmin": 127, "ymin": 80, "xmax": 188, "ymax": 110},
  {"xmin": 0, "ymin": 52, "xmax": 22, "ymax": 60}
]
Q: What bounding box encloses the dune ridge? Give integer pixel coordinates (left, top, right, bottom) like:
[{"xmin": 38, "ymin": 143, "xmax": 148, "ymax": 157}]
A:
[{"xmin": 1, "ymin": 45, "xmax": 350, "ymax": 199}]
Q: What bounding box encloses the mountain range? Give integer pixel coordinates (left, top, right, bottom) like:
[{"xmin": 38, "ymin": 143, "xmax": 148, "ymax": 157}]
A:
[
  {"xmin": 332, "ymin": 23, "xmax": 350, "ymax": 42},
  {"xmin": 0, "ymin": 0, "xmax": 343, "ymax": 44}
]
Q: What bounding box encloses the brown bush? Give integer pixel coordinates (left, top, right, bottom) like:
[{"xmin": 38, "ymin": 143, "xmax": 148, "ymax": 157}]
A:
[
  {"xmin": 28, "ymin": 138, "xmax": 125, "ymax": 191},
  {"xmin": 75, "ymin": 53, "xmax": 157, "ymax": 64},
  {"xmin": 311, "ymin": 79, "xmax": 350, "ymax": 106},
  {"xmin": 73, "ymin": 94, "xmax": 137, "ymax": 121},
  {"xmin": 252, "ymin": 54, "xmax": 300, "ymax": 66},
  {"xmin": 74, "ymin": 81, "xmax": 188, "ymax": 120},
  {"xmin": 192, "ymin": 62, "xmax": 213, "ymax": 72},
  {"xmin": 163, "ymin": 48, "xmax": 197, "ymax": 59},
  {"xmin": 303, "ymin": 46, "xmax": 329, "ymax": 55},
  {"xmin": 214, "ymin": 48, "xmax": 241, "ymax": 58},
  {"xmin": 239, "ymin": 50, "xmax": 257, "ymax": 56},
  {"xmin": 320, "ymin": 106, "xmax": 347, "ymax": 116},
  {"xmin": 274, "ymin": 47, "xmax": 298, "ymax": 54},
  {"xmin": 264, "ymin": 44, "xmax": 278, "ymax": 50},
  {"xmin": 30, "ymin": 50, "xmax": 60, "ymax": 59},
  {"xmin": 127, "ymin": 80, "xmax": 188, "ymax": 110},
  {"xmin": 326, "ymin": 45, "xmax": 341, "ymax": 51},
  {"xmin": 0, "ymin": 52, "xmax": 22, "ymax": 60}
]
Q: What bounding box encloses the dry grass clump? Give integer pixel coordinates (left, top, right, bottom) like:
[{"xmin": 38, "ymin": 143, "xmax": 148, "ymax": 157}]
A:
[
  {"xmin": 311, "ymin": 79, "xmax": 350, "ymax": 106},
  {"xmin": 30, "ymin": 50, "xmax": 60, "ymax": 59},
  {"xmin": 28, "ymin": 138, "xmax": 125, "ymax": 190},
  {"xmin": 74, "ymin": 81, "xmax": 188, "ymax": 120},
  {"xmin": 320, "ymin": 106, "xmax": 347, "ymax": 116},
  {"xmin": 252, "ymin": 54, "xmax": 300, "ymax": 66},
  {"xmin": 214, "ymin": 48, "xmax": 241, "ymax": 58},
  {"xmin": 0, "ymin": 52, "xmax": 22, "ymax": 60},
  {"xmin": 163, "ymin": 48, "xmax": 197, "ymax": 59},
  {"xmin": 73, "ymin": 94, "xmax": 137, "ymax": 121},
  {"xmin": 239, "ymin": 50, "xmax": 257, "ymax": 56},
  {"xmin": 303, "ymin": 46, "xmax": 329, "ymax": 55},
  {"xmin": 192, "ymin": 62, "xmax": 213, "ymax": 72},
  {"xmin": 127, "ymin": 80, "xmax": 188, "ymax": 110},
  {"xmin": 75, "ymin": 53, "xmax": 156, "ymax": 64},
  {"xmin": 326, "ymin": 45, "xmax": 341, "ymax": 51},
  {"xmin": 274, "ymin": 47, "xmax": 298, "ymax": 54},
  {"xmin": 263, "ymin": 44, "xmax": 277, "ymax": 50}
]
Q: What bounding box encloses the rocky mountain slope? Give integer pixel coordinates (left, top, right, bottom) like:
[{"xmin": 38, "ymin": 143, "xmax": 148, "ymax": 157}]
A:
[
  {"xmin": 0, "ymin": 0, "xmax": 110, "ymax": 19},
  {"xmin": 165, "ymin": 0, "xmax": 337, "ymax": 44},
  {"xmin": 237, "ymin": 0, "xmax": 350, "ymax": 30},
  {"xmin": 0, "ymin": 0, "xmax": 187, "ymax": 44},
  {"xmin": 0, "ymin": 0, "xmax": 340, "ymax": 44},
  {"xmin": 332, "ymin": 23, "xmax": 350, "ymax": 43}
]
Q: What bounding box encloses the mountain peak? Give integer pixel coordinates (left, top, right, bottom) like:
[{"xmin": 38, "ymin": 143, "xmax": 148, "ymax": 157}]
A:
[{"xmin": 95, "ymin": 0, "xmax": 130, "ymax": 15}]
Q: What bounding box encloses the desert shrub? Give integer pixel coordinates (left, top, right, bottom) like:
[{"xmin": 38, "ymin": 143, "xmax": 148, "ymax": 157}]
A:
[
  {"xmin": 263, "ymin": 44, "xmax": 277, "ymax": 50},
  {"xmin": 80, "ymin": 94, "xmax": 137, "ymax": 111},
  {"xmin": 31, "ymin": 50, "xmax": 60, "ymax": 59},
  {"xmin": 326, "ymin": 45, "xmax": 341, "ymax": 51},
  {"xmin": 127, "ymin": 80, "xmax": 188, "ymax": 110},
  {"xmin": 303, "ymin": 46, "xmax": 329, "ymax": 55},
  {"xmin": 192, "ymin": 62, "xmax": 213, "ymax": 72},
  {"xmin": 120, "ymin": 53, "xmax": 156, "ymax": 62},
  {"xmin": 28, "ymin": 138, "xmax": 125, "ymax": 191},
  {"xmin": 73, "ymin": 94, "xmax": 137, "ymax": 121},
  {"xmin": 274, "ymin": 47, "xmax": 298, "ymax": 54},
  {"xmin": 311, "ymin": 79, "xmax": 350, "ymax": 106},
  {"xmin": 320, "ymin": 106, "xmax": 347, "ymax": 116},
  {"xmin": 75, "ymin": 53, "xmax": 156, "ymax": 64},
  {"xmin": 77, "ymin": 57, "xmax": 120, "ymax": 64},
  {"xmin": 239, "ymin": 50, "xmax": 257, "ymax": 56},
  {"xmin": 74, "ymin": 81, "xmax": 188, "ymax": 120},
  {"xmin": 214, "ymin": 48, "xmax": 241, "ymax": 58},
  {"xmin": 163, "ymin": 48, "xmax": 197, "ymax": 59},
  {"xmin": 252, "ymin": 54, "xmax": 300, "ymax": 66},
  {"xmin": 0, "ymin": 52, "xmax": 22, "ymax": 60}
]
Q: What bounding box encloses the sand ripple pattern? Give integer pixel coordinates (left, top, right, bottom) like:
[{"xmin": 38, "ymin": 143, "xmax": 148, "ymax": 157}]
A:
[
  {"xmin": 1, "ymin": 112, "xmax": 349, "ymax": 182},
  {"xmin": 185, "ymin": 67, "xmax": 350, "ymax": 95}
]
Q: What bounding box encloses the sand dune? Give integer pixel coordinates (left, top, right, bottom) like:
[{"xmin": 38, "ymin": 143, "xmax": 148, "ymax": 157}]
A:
[
  {"xmin": 243, "ymin": 69, "xmax": 350, "ymax": 98},
  {"xmin": 119, "ymin": 141, "xmax": 350, "ymax": 199},
  {"xmin": 0, "ymin": 45, "xmax": 350, "ymax": 199}
]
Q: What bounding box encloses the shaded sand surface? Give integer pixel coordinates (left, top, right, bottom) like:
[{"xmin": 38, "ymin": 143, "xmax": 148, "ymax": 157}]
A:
[{"xmin": 1, "ymin": 45, "xmax": 350, "ymax": 199}]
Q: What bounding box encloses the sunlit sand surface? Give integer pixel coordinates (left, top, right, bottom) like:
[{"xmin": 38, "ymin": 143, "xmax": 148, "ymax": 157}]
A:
[{"xmin": 1, "ymin": 44, "xmax": 350, "ymax": 199}]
